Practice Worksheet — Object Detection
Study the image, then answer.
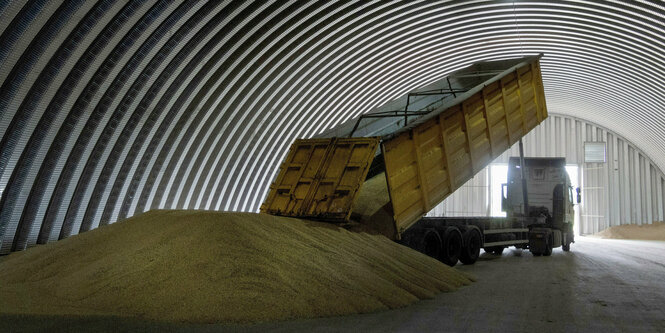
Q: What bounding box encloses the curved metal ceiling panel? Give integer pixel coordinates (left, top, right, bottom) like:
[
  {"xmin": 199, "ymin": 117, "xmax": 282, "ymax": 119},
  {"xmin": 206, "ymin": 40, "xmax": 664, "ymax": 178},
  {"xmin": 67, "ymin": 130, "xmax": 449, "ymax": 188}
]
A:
[{"xmin": 0, "ymin": 0, "xmax": 663, "ymax": 253}]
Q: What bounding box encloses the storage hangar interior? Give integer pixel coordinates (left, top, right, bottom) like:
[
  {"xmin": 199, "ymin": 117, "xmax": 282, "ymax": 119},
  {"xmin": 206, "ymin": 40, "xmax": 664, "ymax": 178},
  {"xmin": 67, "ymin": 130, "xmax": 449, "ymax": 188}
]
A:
[{"xmin": 0, "ymin": 1, "xmax": 664, "ymax": 332}]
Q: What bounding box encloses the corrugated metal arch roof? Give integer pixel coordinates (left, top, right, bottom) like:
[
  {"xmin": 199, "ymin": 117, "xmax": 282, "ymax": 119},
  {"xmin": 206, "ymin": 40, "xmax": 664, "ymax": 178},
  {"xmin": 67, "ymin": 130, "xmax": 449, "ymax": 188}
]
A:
[{"xmin": 0, "ymin": 0, "xmax": 663, "ymax": 253}]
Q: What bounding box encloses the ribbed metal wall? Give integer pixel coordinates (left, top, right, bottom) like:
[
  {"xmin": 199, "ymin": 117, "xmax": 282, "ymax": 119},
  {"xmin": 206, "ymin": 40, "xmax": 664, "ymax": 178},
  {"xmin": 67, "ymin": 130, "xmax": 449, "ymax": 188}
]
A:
[
  {"xmin": 0, "ymin": 1, "xmax": 663, "ymax": 253},
  {"xmin": 429, "ymin": 113, "xmax": 665, "ymax": 235}
]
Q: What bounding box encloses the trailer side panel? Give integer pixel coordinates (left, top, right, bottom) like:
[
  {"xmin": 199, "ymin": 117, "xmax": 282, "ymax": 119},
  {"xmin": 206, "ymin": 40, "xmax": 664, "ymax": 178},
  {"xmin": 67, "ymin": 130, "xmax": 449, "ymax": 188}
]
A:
[{"xmin": 383, "ymin": 60, "xmax": 547, "ymax": 236}]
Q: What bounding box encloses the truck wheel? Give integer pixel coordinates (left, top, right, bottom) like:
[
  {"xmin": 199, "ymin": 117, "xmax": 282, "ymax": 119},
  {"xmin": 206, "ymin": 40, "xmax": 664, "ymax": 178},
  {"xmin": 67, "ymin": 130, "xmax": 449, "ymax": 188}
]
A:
[
  {"xmin": 459, "ymin": 229, "xmax": 481, "ymax": 265},
  {"xmin": 543, "ymin": 235, "xmax": 553, "ymax": 256},
  {"xmin": 440, "ymin": 227, "xmax": 462, "ymax": 266},
  {"xmin": 562, "ymin": 232, "xmax": 572, "ymax": 252}
]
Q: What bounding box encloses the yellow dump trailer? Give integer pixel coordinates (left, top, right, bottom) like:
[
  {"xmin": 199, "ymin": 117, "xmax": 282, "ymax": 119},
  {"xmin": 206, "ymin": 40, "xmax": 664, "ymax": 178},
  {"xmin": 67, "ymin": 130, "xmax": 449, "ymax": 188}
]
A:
[{"xmin": 262, "ymin": 54, "xmax": 547, "ymax": 242}]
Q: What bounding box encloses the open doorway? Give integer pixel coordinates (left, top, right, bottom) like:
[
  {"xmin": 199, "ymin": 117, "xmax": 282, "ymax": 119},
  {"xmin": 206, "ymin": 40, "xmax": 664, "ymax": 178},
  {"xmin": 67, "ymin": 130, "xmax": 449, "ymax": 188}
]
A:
[{"xmin": 490, "ymin": 164, "xmax": 508, "ymax": 217}]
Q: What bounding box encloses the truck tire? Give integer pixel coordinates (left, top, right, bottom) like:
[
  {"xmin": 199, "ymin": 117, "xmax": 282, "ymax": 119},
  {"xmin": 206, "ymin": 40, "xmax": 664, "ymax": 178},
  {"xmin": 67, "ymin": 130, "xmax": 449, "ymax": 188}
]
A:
[
  {"xmin": 419, "ymin": 228, "xmax": 443, "ymax": 259},
  {"xmin": 460, "ymin": 229, "xmax": 481, "ymax": 265},
  {"xmin": 402, "ymin": 228, "xmax": 442, "ymax": 259},
  {"xmin": 543, "ymin": 235, "xmax": 553, "ymax": 256},
  {"xmin": 562, "ymin": 231, "xmax": 572, "ymax": 252},
  {"xmin": 440, "ymin": 227, "xmax": 462, "ymax": 266}
]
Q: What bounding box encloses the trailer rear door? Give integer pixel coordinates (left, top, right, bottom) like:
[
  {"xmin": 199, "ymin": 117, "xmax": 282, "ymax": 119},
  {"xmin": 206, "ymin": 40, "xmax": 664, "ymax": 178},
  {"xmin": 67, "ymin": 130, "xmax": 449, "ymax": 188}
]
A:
[{"xmin": 261, "ymin": 137, "xmax": 379, "ymax": 221}]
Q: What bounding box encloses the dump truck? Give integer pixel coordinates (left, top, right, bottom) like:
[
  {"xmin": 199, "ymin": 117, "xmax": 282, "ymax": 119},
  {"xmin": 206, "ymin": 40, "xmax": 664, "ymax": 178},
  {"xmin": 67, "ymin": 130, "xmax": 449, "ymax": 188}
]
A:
[
  {"xmin": 261, "ymin": 54, "xmax": 574, "ymax": 265},
  {"xmin": 403, "ymin": 155, "xmax": 579, "ymax": 266}
]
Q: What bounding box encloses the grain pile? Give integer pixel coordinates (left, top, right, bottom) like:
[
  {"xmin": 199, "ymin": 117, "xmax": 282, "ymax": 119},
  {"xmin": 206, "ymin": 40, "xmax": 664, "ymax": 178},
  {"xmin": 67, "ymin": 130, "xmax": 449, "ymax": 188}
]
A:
[
  {"xmin": 591, "ymin": 222, "xmax": 665, "ymax": 241},
  {"xmin": 0, "ymin": 210, "xmax": 473, "ymax": 324}
]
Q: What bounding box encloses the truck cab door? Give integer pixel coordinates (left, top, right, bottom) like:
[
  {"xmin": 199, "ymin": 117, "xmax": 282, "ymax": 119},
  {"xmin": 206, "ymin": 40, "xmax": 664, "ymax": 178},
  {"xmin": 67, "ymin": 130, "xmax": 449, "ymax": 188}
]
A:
[
  {"xmin": 566, "ymin": 186, "xmax": 576, "ymax": 224},
  {"xmin": 501, "ymin": 183, "xmax": 508, "ymax": 212}
]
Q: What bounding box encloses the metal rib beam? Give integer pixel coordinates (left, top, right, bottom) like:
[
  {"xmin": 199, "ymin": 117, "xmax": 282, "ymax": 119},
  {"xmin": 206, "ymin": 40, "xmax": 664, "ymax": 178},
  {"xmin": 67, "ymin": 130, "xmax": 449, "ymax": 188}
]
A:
[{"xmin": 0, "ymin": 0, "xmax": 662, "ymax": 254}]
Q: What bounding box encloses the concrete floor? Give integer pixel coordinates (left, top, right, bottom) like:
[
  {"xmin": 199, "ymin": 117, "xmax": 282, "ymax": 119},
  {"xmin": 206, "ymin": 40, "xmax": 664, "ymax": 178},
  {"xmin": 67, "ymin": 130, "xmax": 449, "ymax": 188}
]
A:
[{"xmin": 3, "ymin": 237, "xmax": 665, "ymax": 332}]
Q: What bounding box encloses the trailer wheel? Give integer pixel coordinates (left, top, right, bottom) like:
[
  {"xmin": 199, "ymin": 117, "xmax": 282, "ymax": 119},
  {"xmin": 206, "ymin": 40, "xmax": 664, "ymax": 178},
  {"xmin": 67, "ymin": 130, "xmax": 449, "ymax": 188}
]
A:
[
  {"xmin": 460, "ymin": 229, "xmax": 481, "ymax": 265},
  {"xmin": 420, "ymin": 228, "xmax": 443, "ymax": 259},
  {"xmin": 439, "ymin": 227, "xmax": 462, "ymax": 266},
  {"xmin": 402, "ymin": 228, "xmax": 442, "ymax": 260}
]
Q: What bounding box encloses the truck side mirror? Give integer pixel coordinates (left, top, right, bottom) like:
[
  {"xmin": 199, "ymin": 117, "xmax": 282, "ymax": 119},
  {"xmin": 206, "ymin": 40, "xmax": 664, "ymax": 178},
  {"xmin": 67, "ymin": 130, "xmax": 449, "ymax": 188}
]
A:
[
  {"xmin": 576, "ymin": 187, "xmax": 581, "ymax": 203},
  {"xmin": 501, "ymin": 183, "xmax": 508, "ymax": 211}
]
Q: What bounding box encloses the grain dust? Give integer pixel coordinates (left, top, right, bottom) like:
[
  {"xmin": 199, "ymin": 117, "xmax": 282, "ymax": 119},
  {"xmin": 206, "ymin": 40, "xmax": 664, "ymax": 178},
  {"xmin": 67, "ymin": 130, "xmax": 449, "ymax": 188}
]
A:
[{"xmin": 0, "ymin": 210, "xmax": 473, "ymax": 324}]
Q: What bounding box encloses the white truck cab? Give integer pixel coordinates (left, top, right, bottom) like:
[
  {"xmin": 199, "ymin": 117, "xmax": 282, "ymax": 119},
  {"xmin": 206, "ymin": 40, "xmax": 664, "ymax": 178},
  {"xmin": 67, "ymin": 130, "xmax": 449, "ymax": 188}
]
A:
[{"xmin": 502, "ymin": 157, "xmax": 579, "ymax": 254}]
